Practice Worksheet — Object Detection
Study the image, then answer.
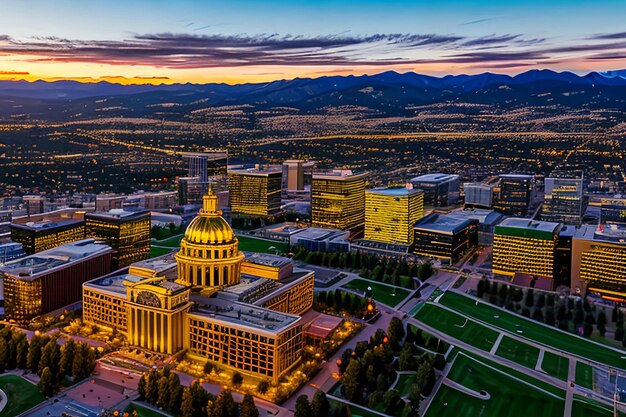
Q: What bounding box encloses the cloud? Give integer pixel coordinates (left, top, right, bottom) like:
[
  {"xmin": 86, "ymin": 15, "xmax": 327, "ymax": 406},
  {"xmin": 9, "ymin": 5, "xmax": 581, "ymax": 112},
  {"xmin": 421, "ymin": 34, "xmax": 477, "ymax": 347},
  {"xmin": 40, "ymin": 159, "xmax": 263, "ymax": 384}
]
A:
[
  {"xmin": 0, "ymin": 70, "xmax": 29, "ymax": 75},
  {"xmin": 588, "ymin": 32, "xmax": 626, "ymax": 40}
]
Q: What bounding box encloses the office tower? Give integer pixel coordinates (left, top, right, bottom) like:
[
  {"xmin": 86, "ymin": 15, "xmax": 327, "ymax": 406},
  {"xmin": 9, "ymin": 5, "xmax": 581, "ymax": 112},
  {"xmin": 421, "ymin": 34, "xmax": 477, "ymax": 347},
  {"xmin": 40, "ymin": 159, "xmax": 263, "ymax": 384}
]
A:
[
  {"xmin": 183, "ymin": 151, "xmax": 228, "ymax": 182},
  {"xmin": 283, "ymin": 159, "xmax": 305, "ymax": 191},
  {"xmin": 142, "ymin": 191, "xmax": 178, "ymax": 211},
  {"xmin": 409, "ymin": 173, "xmax": 460, "ymax": 207},
  {"xmin": 2, "ymin": 239, "xmax": 112, "ymax": 324},
  {"xmin": 85, "ymin": 210, "xmax": 151, "ymax": 269},
  {"xmin": 571, "ymin": 224, "xmax": 626, "ymax": 299},
  {"xmin": 600, "ymin": 197, "xmax": 626, "ymax": 225},
  {"xmin": 365, "ymin": 187, "xmax": 424, "ymax": 245},
  {"xmin": 228, "ymin": 166, "xmax": 283, "ymax": 216},
  {"xmin": 464, "ymin": 183, "xmax": 496, "ymax": 209},
  {"xmin": 412, "ymin": 213, "xmax": 478, "ymax": 264},
  {"xmin": 83, "ymin": 190, "xmax": 314, "ymax": 380},
  {"xmin": 542, "ymin": 171, "xmax": 586, "ymax": 225},
  {"xmin": 311, "ymin": 170, "xmax": 368, "ymax": 237},
  {"xmin": 10, "ymin": 219, "xmax": 85, "ymax": 255},
  {"xmin": 177, "ymin": 176, "xmax": 204, "ymax": 205},
  {"xmin": 446, "ymin": 209, "xmax": 505, "ymax": 246},
  {"xmin": 492, "ymin": 218, "xmax": 561, "ymax": 279},
  {"xmin": 494, "ymin": 174, "xmax": 535, "ymax": 216},
  {"xmin": 95, "ymin": 194, "xmax": 125, "ymax": 212}
]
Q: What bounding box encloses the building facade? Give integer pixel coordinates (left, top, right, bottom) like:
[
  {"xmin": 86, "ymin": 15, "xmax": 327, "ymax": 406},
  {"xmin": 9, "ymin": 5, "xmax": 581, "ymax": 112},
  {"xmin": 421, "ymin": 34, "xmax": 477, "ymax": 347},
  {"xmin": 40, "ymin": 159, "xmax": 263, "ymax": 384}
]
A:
[
  {"xmin": 85, "ymin": 210, "xmax": 151, "ymax": 269},
  {"xmin": 542, "ymin": 171, "xmax": 586, "ymax": 226},
  {"xmin": 494, "ymin": 174, "xmax": 535, "ymax": 216},
  {"xmin": 412, "ymin": 213, "xmax": 478, "ymax": 264},
  {"xmin": 600, "ymin": 197, "xmax": 626, "ymax": 225},
  {"xmin": 10, "ymin": 219, "xmax": 85, "ymax": 255},
  {"xmin": 409, "ymin": 173, "xmax": 459, "ymax": 207},
  {"xmin": 228, "ymin": 167, "xmax": 283, "ymax": 217},
  {"xmin": 365, "ymin": 187, "xmax": 424, "ymax": 245},
  {"xmin": 311, "ymin": 170, "xmax": 368, "ymax": 237},
  {"xmin": 463, "ymin": 182, "xmax": 495, "ymax": 209}
]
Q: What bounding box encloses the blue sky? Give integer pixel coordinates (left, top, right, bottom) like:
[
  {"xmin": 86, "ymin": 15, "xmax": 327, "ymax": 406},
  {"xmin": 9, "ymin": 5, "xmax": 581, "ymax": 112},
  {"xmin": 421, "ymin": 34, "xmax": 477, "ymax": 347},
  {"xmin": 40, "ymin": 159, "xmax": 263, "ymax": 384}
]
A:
[{"xmin": 1, "ymin": 0, "xmax": 626, "ymax": 83}]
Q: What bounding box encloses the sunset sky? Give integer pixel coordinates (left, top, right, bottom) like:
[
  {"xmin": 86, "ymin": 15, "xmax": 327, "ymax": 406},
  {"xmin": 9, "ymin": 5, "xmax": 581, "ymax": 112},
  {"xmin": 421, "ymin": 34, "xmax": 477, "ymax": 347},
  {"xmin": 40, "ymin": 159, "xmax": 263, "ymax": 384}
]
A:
[{"xmin": 2, "ymin": 0, "xmax": 626, "ymax": 84}]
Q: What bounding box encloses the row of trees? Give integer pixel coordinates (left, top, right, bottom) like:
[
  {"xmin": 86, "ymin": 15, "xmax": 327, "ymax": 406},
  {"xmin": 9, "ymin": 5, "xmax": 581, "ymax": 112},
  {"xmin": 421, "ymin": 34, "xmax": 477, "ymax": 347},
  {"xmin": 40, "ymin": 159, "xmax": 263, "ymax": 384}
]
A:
[
  {"xmin": 139, "ymin": 367, "xmax": 261, "ymax": 417},
  {"xmin": 0, "ymin": 328, "xmax": 96, "ymax": 397},
  {"xmin": 314, "ymin": 290, "xmax": 377, "ymax": 319},
  {"xmin": 294, "ymin": 391, "xmax": 331, "ymax": 417}
]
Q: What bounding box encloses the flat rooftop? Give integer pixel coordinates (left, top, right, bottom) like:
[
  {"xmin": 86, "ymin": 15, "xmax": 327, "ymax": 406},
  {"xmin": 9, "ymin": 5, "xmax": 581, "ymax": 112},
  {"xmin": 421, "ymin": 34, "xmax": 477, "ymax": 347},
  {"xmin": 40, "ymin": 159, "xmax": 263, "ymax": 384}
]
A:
[
  {"xmin": 497, "ymin": 217, "xmax": 561, "ymax": 233},
  {"xmin": 1, "ymin": 239, "xmax": 112, "ymax": 279},
  {"xmin": 191, "ymin": 297, "xmax": 300, "ymax": 333},
  {"xmin": 414, "ymin": 213, "xmax": 472, "ymax": 235},
  {"xmin": 446, "ymin": 209, "xmax": 504, "ymax": 226},
  {"xmin": 10, "ymin": 219, "xmax": 83, "ymax": 231},
  {"xmin": 243, "ymin": 251, "xmax": 292, "ymax": 268},
  {"xmin": 228, "ymin": 167, "xmax": 282, "ymax": 176},
  {"xmin": 499, "ymin": 173, "xmax": 534, "ymax": 180},
  {"xmin": 312, "ymin": 170, "xmax": 368, "ymax": 180},
  {"xmin": 367, "ymin": 187, "xmax": 422, "ymax": 197},
  {"xmin": 292, "ymin": 227, "xmax": 349, "ymax": 241},
  {"xmin": 575, "ymin": 224, "xmax": 626, "ymax": 244},
  {"xmin": 86, "ymin": 209, "xmax": 150, "ymax": 221},
  {"xmin": 410, "ymin": 173, "xmax": 459, "ymax": 183}
]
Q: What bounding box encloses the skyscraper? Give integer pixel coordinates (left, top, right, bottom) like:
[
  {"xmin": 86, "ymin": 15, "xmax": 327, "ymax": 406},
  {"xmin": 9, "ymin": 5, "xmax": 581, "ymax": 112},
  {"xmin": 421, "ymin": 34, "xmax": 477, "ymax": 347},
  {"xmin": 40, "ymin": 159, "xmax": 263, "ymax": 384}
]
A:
[
  {"xmin": 542, "ymin": 171, "xmax": 586, "ymax": 225},
  {"xmin": 283, "ymin": 159, "xmax": 305, "ymax": 191},
  {"xmin": 600, "ymin": 197, "xmax": 626, "ymax": 225},
  {"xmin": 494, "ymin": 174, "xmax": 535, "ymax": 216},
  {"xmin": 228, "ymin": 166, "xmax": 283, "ymax": 216},
  {"xmin": 409, "ymin": 173, "xmax": 460, "ymax": 207},
  {"xmin": 182, "ymin": 151, "xmax": 228, "ymax": 183},
  {"xmin": 312, "ymin": 170, "xmax": 368, "ymax": 237},
  {"xmin": 365, "ymin": 187, "xmax": 424, "ymax": 245}
]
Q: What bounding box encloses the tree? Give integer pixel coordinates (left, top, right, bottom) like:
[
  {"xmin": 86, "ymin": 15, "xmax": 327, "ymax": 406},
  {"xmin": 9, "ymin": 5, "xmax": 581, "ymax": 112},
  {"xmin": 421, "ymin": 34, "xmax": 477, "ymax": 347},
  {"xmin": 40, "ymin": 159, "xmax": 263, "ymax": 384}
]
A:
[
  {"xmin": 398, "ymin": 345, "xmax": 415, "ymax": 371},
  {"xmin": 597, "ymin": 311, "xmax": 607, "ymax": 337},
  {"xmin": 38, "ymin": 366, "xmax": 55, "ymax": 397},
  {"xmin": 181, "ymin": 385, "xmax": 196, "ymax": 417},
  {"xmin": 59, "ymin": 338, "xmax": 76, "ymax": 376},
  {"xmin": 0, "ymin": 338, "xmax": 8, "ymax": 373},
  {"xmin": 616, "ymin": 326, "xmax": 625, "ymax": 342},
  {"xmin": 27, "ymin": 335, "xmax": 45, "ymax": 373},
  {"xmin": 311, "ymin": 390, "xmax": 330, "ymax": 417},
  {"xmin": 138, "ymin": 374, "xmax": 148, "ymax": 400},
  {"xmin": 476, "ymin": 279, "xmax": 486, "ymax": 298},
  {"xmin": 257, "ymin": 379, "xmax": 270, "ymax": 394},
  {"xmin": 583, "ymin": 322, "xmax": 593, "ymax": 338},
  {"xmin": 167, "ymin": 373, "xmax": 183, "ymax": 413},
  {"xmin": 181, "ymin": 381, "xmax": 211, "ymax": 417},
  {"xmin": 525, "ymin": 289, "xmax": 534, "ymax": 308},
  {"xmin": 157, "ymin": 376, "xmax": 170, "ymax": 409},
  {"xmin": 72, "ymin": 343, "xmax": 96, "ymax": 381},
  {"xmin": 383, "ymin": 389, "xmax": 402, "ymax": 415},
  {"xmin": 15, "ymin": 336, "xmax": 28, "ymax": 369},
  {"xmin": 39, "ymin": 338, "xmax": 60, "ymax": 377},
  {"xmin": 295, "ymin": 395, "xmax": 313, "ymax": 417},
  {"xmin": 433, "ymin": 354, "xmax": 446, "ymax": 371},
  {"xmin": 341, "ymin": 359, "xmax": 362, "ymax": 402},
  {"xmin": 387, "ymin": 317, "xmax": 405, "ymax": 347},
  {"xmin": 214, "ymin": 389, "xmax": 238, "ymax": 417},
  {"xmin": 240, "ymin": 393, "xmax": 259, "ymax": 417},
  {"xmin": 368, "ymin": 391, "xmax": 384, "ymax": 410},
  {"xmin": 612, "ymin": 306, "xmax": 619, "ymax": 323},
  {"xmin": 416, "ymin": 361, "xmax": 435, "ymax": 396},
  {"xmin": 408, "ymin": 383, "xmax": 422, "ymax": 411},
  {"xmin": 231, "ymin": 372, "xmax": 243, "ymax": 386}
]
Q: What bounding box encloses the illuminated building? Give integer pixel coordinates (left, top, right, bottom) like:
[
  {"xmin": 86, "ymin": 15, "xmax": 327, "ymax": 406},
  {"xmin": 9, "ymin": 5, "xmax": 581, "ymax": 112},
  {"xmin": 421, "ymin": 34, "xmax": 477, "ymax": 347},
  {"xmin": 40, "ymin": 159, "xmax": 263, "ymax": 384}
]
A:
[
  {"xmin": 85, "ymin": 210, "xmax": 151, "ymax": 269},
  {"xmin": 600, "ymin": 197, "xmax": 626, "ymax": 225},
  {"xmin": 178, "ymin": 176, "xmax": 204, "ymax": 205},
  {"xmin": 228, "ymin": 167, "xmax": 283, "ymax": 217},
  {"xmin": 409, "ymin": 173, "xmax": 459, "ymax": 207},
  {"xmin": 2, "ymin": 239, "xmax": 112, "ymax": 324},
  {"xmin": 311, "ymin": 170, "xmax": 368, "ymax": 237},
  {"xmin": 571, "ymin": 224, "xmax": 626, "ymax": 300},
  {"xmin": 10, "ymin": 219, "xmax": 85, "ymax": 255},
  {"xmin": 0, "ymin": 242, "xmax": 25, "ymax": 263},
  {"xmin": 283, "ymin": 160, "xmax": 305, "ymax": 191},
  {"xmin": 445, "ymin": 209, "xmax": 504, "ymax": 246},
  {"xmin": 183, "ymin": 151, "xmax": 228, "ymax": 182},
  {"xmin": 463, "ymin": 182, "xmax": 496, "ymax": 209},
  {"xmin": 95, "ymin": 194, "xmax": 125, "ymax": 212},
  {"xmin": 365, "ymin": 187, "xmax": 424, "ymax": 245},
  {"xmin": 494, "ymin": 174, "xmax": 535, "ymax": 216},
  {"xmin": 83, "ymin": 190, "xmax": 314, "ymax": 382},
  {"xmin": 22, "ymin": 195, "xmax": 45, "ymax": 215},
  {"xmin": 542, "ymin": 171, "xmax": 586, "ymax": 225},
  {"xmin": 492, "ymin": 218, "xmax": 561, "ymax": 279},
  {"xmin": 412, "ymin": 213, "xmax": 478, "ymax": 264},
  {"xmin": 290, "ymin": 228, "xmax": 351, "ymax": 252}
]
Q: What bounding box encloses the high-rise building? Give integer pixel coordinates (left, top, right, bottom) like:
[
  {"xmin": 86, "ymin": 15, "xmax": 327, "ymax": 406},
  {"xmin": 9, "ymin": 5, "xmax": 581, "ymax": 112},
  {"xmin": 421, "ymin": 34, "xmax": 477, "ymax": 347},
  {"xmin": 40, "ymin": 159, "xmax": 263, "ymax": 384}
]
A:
[
  {"xmin": 2, "ymin": 239, "xmax": 112, "ymax": 324},
  {"xmin": 409, "ymin": 173, "xmax": 460, "ymax": 207},
  {"xmin": 600, "ymin": 197, "xmax": 626, "ymax": 225},
  {"xmin": 85, "ymin": 210, "xmax": 151, "ymax": 269},
  {"xmin": 463, "ymin": 182, "xmax": 496, "ymax": 209},
  {"xmin": 83, "ymin": 190, "xmax": 314, "ymax": 381},
  {"xmin": 22, "ymin": 195, "xmax": 45, "ymax": 215},
  {"xmin": 95, "ymin": 194, "xmax": 125, "ymax": 212},
  {"xmin": 177, "ymin": 176, "xmax": 204, "ymax": 206},
  {"xmin": 412, "ymin": 213, "xmax": 478, "ymax": 264},
  {"xmin": 142, "ymin": 192, "xmax": 178, "ymax": 211},
  {"xmin": 183, "ymin": 151, "xmax": 228, "ymax": 182},
  {"xmin": 228, "ymin": 167, "xmax": 283, "ymax": 217},
  {"xmin": 494, "ymin": 174, "xmax": 535, "ymax": 216},
  {"xmin": 10, "ymin": 219, "xmax": 85, "ymax": 255},
  {"xmin": 572, "ymin": 224, "xmax": 626, "ymax": 299},
  {"xmin": 492, "ymin": 218, "xmax": 561, "ymax": 279},
  {"xmin": 283, "ymin": 160, "xmax": 305, "ymax": 191},
  {"xmin": 311, "ymin": 170, "xmax": 368, "ymax": 237},
  {"xmin": 542, "ymin": 171, "xmax": 586, "ymax": 225},
  {"xmin": 365, "ymin": 187, "xmax": 424, "ymax": 245}
]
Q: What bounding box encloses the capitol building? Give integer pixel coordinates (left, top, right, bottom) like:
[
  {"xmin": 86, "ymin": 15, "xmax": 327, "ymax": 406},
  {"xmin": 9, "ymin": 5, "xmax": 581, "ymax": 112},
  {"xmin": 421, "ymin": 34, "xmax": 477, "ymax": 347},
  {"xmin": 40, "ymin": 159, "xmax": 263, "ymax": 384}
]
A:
[{"xmin": 82, "ymin": 190, "xmax": 315, "ymax": 382}]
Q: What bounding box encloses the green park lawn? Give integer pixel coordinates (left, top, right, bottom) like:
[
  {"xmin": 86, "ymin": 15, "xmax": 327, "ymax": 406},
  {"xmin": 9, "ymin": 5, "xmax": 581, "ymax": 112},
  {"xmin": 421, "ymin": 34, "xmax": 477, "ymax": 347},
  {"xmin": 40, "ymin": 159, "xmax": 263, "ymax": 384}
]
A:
[
  {"xmin": 154, "ymin": 234, "xmax": 184, "ymax": 248},
  {"xmin": 439, "ymin": 292, "xmax": 626, "ymax": 370},
  {"xmin": 149, "ymin": 246, "xmax": 174, "ymax": 258},
  {"xmin": 154, "ymin": 233, "xmax": 289, "ymax": 254},
  {"xmin": 341, "ymin": 278, "xmax": 410, "ymax": 308},
  {"xmin": 0, "ymin": 375, "xmax": 44, "ymax": 417},
  {"xmin": 495, "ymin": 336, "xmax": 540, "ymax": 369},
  {"xmin": 393, "ymin": 373, "xmax": 417, "ymax": 397},
  {"xmin": 125, "ymin": 403, "xmax": 170, "ymax": 417},
  {"xmin": 425, "ymin": 353, "xmax": 564, "ymax": 417},
  {"xmin": 414, "ymin": 303, "xmax": 500, "ymax": 352},
  {"xmin": 571, "ymin": 395, "xmax": 626, "ymax": 417},
  {"xmin": 575, "ymin": 362, "xmax": 594, "ymax": 389},
  {"xmin": 541, "ymin": 351, "xmax": 570, "ymax": 381}
]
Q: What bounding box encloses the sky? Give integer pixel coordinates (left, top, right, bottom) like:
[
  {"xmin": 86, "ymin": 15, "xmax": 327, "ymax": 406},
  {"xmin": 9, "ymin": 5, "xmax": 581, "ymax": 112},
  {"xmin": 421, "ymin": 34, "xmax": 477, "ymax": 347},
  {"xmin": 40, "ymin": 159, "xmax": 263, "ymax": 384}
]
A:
[{"xmin": 2, "ymin": 0, "xmax": 626, "ymax": 84}]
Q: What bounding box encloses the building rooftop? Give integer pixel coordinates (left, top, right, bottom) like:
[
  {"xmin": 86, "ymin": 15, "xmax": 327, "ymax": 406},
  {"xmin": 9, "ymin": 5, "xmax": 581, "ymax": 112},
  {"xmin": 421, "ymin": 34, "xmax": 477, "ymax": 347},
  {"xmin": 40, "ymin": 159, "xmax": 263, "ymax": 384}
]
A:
[
  {"xmin": 191, "ymin": 297, "xmax": 300, "ymax": 333},
  {"xmin": 11, "ymin": 219, "xmax": 83, "ymax": 231},
  {"xmin": 228, "ymin": 166, "xmax": 282, "ymax": 176},
  {"xmin": 1, "ymin": 239, "xmax": 112, "ymax": 280},
  {"xmin": 367, "ymin": 187, "xmax": 422, "ymax": 197},
  {"xmin": 414, "ymin": 213, "xmax": 472, "ymax": 234},
  {"xmin": 495, "ymin": 218, "xmax": 561, "ymax": 240},
  {"xmin": 242, "ymin": 252, "xmax": 292, "ymax": 268},
  {"xmin": 446, "ymin": 209, "xmax": 505, "ymax": 226},
  {"xmin": 312, "ymin": 170, "xmax": 368, "ymax": 180},
  {"xmin": 410, "ymin": 173, "xmax": 459, "ymax": 183},
  {"xmin": 291, "ymin": 227, "xmax": 350, "ymax": 241},
  {"xmin": 575, "ymin": 224, "xmax": 626, "ymax": 244},
  {"xmin": 86, "ymin": 209, "xmax": 150, "ymax": 221},
  {"xmin": 499, "ymin": 173, "xmax": 534, "ymax": 180}
]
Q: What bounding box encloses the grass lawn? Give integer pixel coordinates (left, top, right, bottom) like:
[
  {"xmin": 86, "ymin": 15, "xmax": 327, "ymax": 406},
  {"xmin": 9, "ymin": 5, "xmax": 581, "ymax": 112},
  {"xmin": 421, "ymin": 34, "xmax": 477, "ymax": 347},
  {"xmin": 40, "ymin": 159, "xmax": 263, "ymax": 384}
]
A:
[
  {"xmin": 425, "ymin": 353, "xmax": 564, "ymax": 417},
  {"xmin": 125, "ymin": 403, "xmax": 170, "ymax": 417},
  {"xmin": 342, "ymin": 278, "xmax": 410, "ymax": 308},
  {"xmin": 394, "ymin": 373, "xmax": 417, "ymax": 397},
  {"xmin": 495, "ymin": 336, "xmax": 540, "ymax": 369},
  {"xmin": 541, "ymin": 351, "xmax": 570, "ymax": 381},
  {"xmin": 149, "ymin": 246, "xmax": 174, "ymax": 258},
  {"xmin": 575, "ymin": 362, "xmax": 594, "ymax": 389},
  {"xmin": 153, "ymin": 233, "xmax": 289, "ymax": 254},
  {"xmin": 155, "ymin": 234, "xmax": 184, "ymax": 248},
  {"xmin": 572, "ymin": 395, "xmax": 626, "ymax": 417},
  {"xmin": 0, "ymin": 375, "xmax": 44, "ymax": 417},
  {"xmin": 439, "ymin": 292, "xmax": 626, "ymax": 370},
  {"xmin": 414, "ymin": 303, "xmax": 500, "ymax": 352}
]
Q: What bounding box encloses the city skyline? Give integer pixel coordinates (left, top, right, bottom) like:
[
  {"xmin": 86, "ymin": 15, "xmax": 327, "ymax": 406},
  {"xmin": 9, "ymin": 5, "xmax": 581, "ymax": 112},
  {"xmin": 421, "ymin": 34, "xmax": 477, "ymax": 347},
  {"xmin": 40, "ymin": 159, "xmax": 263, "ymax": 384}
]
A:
[{"xmin": 3, "ymin": 0, "xmax": 626, "ymax": 84}]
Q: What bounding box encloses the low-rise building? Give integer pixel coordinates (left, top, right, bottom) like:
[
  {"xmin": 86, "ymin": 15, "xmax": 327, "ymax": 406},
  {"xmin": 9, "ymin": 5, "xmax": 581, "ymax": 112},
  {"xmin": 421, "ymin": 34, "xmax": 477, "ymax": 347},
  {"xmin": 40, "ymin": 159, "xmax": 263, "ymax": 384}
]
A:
[
  {"xmin": 10, "ymin": 219, "xmax": 85, "ymax": 255},
  {"xmin": 412, "ymin": 213, "xmax": 478, "ymax": 264}
]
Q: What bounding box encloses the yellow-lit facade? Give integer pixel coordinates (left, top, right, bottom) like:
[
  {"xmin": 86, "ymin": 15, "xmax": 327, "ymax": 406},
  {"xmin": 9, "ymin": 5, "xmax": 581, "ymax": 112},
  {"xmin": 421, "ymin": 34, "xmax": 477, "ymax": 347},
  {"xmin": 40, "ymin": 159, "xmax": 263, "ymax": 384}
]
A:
[
  {"xmin": 228, "ymin": 169, "xmax": 282, "ymax": 216},
  {"xmin": 365, "ymin": 187, "xmax": 424, "ymax": 244},
  {"xmin": 10, "ymin": 221, "xmax": 85, "ymax": 254},
  {"xmin": 311, "ymin": 171, "xmax": 368, "ymax": 236},
  {"xmin": 83, "ymin": 190, "xmax": 313, "ymax": 382}
]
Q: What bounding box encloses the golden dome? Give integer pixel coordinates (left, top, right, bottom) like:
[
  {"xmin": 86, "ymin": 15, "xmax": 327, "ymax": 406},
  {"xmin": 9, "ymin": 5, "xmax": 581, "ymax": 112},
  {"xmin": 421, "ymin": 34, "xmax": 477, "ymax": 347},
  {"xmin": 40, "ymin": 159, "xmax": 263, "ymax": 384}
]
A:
[{"xmin": 183, "ymin": 190, "xmax": 235, "ymax": 245}]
